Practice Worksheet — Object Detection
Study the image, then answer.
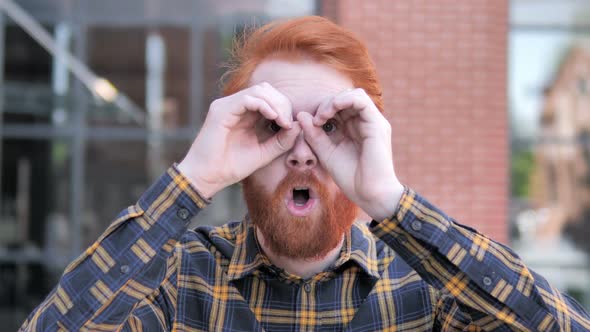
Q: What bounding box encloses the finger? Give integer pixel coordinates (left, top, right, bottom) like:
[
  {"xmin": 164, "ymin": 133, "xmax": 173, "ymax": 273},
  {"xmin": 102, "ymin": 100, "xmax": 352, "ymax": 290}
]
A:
[
  {"xmin": 332, "ymin": 89, "xmax": 383, "ymax": 124},
  {"xmin": 248, "ymin": 82, "xmax": 293, "ymax": 129},
  {"xmin": 260, "ymin": 122, "xmax": 301, "ymax": 161},
  {"xmin": 298, "ymin": 112, "xmax": 335, "ymax": 164},
  {"xmin": 313, "ymin": 89, "xmax": 362, "ymax": 126},
  {"xmin": 230, "ymin": 86, "xmax": 287, "ymax": 128},
  {"xmin": 313, "ymin": 96, "xmax": 336, "ymax": 126},
  {"xmin": 240, "ymin": 95, "xmax": 278, "ymax": 122}
]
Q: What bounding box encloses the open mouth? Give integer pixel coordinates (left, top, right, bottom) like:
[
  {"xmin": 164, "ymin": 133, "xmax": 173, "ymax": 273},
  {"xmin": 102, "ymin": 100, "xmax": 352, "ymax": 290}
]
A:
[
  {"xmin": 285, "ymin": 186, "xmax": 317, "ymax": 216},
  {"xmin": 293, "ymin": 187, "xmax": 310, "ymax": 206}
]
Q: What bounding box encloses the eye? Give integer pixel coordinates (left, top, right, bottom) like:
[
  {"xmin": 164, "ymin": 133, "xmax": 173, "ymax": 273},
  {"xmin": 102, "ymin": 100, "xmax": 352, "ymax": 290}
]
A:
[
  {"xmin": 322, "ymin": 120, "xmax": 337, "ymax": 134},
  {"xmin": 268, "ymin": 120, "xmax": 282, "ymax": 133}
]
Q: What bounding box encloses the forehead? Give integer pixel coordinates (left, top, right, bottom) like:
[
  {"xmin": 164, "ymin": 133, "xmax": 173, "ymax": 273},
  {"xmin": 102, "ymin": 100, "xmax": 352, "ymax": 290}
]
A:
[{"xmin": 250, "ymin": 59, "xmax": 353, "ymax": 116}]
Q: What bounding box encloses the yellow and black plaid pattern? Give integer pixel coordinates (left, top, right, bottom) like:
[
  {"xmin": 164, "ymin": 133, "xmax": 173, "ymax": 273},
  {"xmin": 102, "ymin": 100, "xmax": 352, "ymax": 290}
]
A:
[
  {"xmin": 20, "ymin": 168, "xmax": 590, "ymax": 331},
  {"xmin": 372, "ymin": 187, "xmax": 590, "ymax": 331}
]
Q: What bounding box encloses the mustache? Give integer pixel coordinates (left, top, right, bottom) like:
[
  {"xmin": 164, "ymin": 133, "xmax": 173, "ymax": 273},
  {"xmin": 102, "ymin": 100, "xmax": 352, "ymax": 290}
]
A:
[{"xmin": 273, "ymin": 170, "xmax": 322, "ymax": 195}]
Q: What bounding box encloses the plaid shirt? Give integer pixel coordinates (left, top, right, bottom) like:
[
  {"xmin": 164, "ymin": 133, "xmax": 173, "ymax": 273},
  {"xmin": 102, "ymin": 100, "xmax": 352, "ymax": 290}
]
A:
[{"xmin": 20, "ymin": 165, "xmax": 590, "ymax": 331}]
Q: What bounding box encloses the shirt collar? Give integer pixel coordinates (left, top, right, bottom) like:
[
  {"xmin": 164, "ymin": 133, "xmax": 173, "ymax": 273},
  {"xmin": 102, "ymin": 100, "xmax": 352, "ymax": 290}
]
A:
[
  {"xmin": 226, "ymin": 218, "xmax": 268, "ymax": 281},
  {"xmin": 336, "ymin": 222, "xmax": 382, "ymax": 279},
  {"xmin": 226, "ymin": 218, "xmax": 381, "ymax": 281}
]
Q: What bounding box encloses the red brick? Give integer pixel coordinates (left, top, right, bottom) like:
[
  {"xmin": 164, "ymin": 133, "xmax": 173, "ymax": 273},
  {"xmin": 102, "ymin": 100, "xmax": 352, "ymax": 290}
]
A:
[{"xmin": 332, "ymin": 0, "xmax": 509, "ymax": 244}]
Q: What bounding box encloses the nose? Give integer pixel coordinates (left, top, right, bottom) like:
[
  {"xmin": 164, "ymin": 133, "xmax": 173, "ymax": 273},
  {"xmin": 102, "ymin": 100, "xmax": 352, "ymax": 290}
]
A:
[{"xmin": 286, "ymin": 133, "xmax": 318, "ymax": 171}]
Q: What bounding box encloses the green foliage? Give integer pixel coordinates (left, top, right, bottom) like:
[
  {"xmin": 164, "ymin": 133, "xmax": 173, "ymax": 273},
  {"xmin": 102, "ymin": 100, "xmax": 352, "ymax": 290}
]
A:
[{"xmin": 511, "ymin": 149, "xmax": 535, "ymax": 198}]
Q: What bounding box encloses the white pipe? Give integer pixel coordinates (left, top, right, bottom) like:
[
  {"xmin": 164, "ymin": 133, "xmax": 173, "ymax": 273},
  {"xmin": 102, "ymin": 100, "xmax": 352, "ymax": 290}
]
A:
[
  {"xmin": 146, "ymin": 32, "xmax": 166, "ymax": 179},
  {"xmin": 0, "ymin": 0, "xmax": 145, "ymax": 124}
]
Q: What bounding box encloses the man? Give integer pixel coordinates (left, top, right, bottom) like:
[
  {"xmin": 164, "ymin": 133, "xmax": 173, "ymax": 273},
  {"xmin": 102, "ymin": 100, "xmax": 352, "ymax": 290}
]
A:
[{"xmin": 20, "ymin": 16, "xmax": 590, "ymax": 331}]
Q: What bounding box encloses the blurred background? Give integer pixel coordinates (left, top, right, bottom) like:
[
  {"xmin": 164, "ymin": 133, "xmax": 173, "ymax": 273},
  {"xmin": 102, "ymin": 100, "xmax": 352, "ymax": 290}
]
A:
[{"xmin": 0, "ymin": 0, "xmax": 589, "ymax": 329}]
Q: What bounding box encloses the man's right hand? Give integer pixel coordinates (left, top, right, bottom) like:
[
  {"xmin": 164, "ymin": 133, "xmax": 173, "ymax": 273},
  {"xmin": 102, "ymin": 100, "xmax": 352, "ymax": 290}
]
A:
[{"xmin": 178, "ymin": 82, "xmax": 301, "ymax": 198}]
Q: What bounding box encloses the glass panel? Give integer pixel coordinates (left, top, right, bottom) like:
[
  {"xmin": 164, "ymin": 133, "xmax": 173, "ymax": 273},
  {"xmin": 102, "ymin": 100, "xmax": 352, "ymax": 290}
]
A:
[
  {"xmin": 84, "ymin": 140, "xmax": 153, "ymax": 243},
  {"xmin": 86, "ymin": 26, "xmax": 190, "ymax": 129},
  {"xmin": 0, "ymin": 138, "xmax": 71, "ymax": 328},
  {"xmin": 83, "ymin": 139, "xmax": 247, "ymax": 243},
  {"xmin": 4, "ymin": 24, "xmax": 54, "ymax": 125}
]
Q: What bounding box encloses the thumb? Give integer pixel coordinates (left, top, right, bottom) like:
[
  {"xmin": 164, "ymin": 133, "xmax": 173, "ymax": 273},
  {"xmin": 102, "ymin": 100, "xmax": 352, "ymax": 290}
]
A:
[
  {"xmin": 260, "ymin": 122, "xmax": 301, "ymax": 161},
  {"xmin": 297, "ymin": 112, "xmax": 334, "ymax": 164}
]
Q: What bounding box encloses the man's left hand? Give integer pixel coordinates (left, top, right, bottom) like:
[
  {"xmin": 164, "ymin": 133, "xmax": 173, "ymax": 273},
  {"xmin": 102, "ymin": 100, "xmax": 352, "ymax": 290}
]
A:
[{"xmin": 298, "ymin": 88, "xmax": 404, "ymax": 221}]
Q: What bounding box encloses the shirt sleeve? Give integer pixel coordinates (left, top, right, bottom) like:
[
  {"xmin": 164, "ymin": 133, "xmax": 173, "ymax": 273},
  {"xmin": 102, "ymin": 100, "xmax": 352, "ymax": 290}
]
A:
[
  {"xmin": 19, "ymin": 165, "xmax": 208, "ymax": 332},
  {"xmin": 370, "ymin": 187, "xmax": 590, "ymax": 331}
]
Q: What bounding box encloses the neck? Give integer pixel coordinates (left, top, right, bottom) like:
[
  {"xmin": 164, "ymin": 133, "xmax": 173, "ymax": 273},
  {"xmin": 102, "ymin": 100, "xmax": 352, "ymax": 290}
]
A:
[{"xmin": 255, "ymin": 227, "xmax": 343, "ymax": 279}]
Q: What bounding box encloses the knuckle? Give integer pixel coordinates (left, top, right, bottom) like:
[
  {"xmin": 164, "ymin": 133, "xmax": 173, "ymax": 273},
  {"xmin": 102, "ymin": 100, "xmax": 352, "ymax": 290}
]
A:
[
  {"xmin": 209, "ymin": 98, "xmax": 222, "ymax": 111},
  {"xmin": 331, "ymin": 97, "xmax": 344, "ymax": 110},
  {"xmin": 250, "ymin": 84, "xmax": 264, "ymax": 95},
  {"xmin": 209, "ymin": 99, "xmax": 226, "ymax": 117},
  {"xmin": 352, "ymin": 94, "xmax": 364, "ymax": 106},
  {"xmin": 257, "ymin": 82, "xmax": 272, "ymax": 95},
  {"xmin": 240, "ymin": 94, "xmax": 253, "ymax": 106},
  {"xmin": 354, "ymin": 89, "xmax": 371, "ymax": 103}
]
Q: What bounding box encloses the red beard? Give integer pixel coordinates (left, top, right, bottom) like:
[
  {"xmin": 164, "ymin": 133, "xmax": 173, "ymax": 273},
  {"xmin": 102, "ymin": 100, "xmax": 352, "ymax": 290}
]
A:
[{"xmin": 242, "ymin": 171, "xmax": 358, "ymax": 259}]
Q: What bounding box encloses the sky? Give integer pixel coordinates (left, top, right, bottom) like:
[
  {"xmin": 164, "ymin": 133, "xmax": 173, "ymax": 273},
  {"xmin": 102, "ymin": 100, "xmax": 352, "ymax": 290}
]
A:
[{"xmin": 509, "ymin": 0, "xmax": 590, "ymax": 139}]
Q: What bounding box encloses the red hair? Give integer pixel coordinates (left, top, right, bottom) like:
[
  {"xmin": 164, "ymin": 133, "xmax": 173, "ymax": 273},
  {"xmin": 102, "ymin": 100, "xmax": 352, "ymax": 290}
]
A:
[{"xmin": 222, "ymin": 16, "xmax": 383, "ymax": 112}]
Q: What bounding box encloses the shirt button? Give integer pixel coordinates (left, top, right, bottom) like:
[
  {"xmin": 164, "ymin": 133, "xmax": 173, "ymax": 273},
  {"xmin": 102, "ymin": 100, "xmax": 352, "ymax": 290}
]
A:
[
  {"xmin": 303, "ymin": 283, "xmax": 311, "ymax": 293},
  {"xmin": 120, "ymin": 265, "xmax": 130, "ymax": 274},
  {"xmin": 411, "ymin": 220, "xmax": 422, "ymax": 231},
  {"xmin": 483, "ymin": 276, "xmax": 493, "ymax": 286},
  {"xmin": 177, "ymin": 208, "xmax": 190, "ymax": 220}
]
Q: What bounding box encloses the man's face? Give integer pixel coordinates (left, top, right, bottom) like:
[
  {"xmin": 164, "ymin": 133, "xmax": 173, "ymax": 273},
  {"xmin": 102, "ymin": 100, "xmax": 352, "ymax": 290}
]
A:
[{"xmin": 242, "ymin": 58, "xmax": 359, "ymax": 259}]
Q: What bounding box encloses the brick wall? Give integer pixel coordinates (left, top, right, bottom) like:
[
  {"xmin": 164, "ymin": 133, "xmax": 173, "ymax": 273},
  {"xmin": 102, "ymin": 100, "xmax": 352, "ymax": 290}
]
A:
[{"xmin": 324, "ymin": 0, "xmax": 509, "ymax": 243}]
